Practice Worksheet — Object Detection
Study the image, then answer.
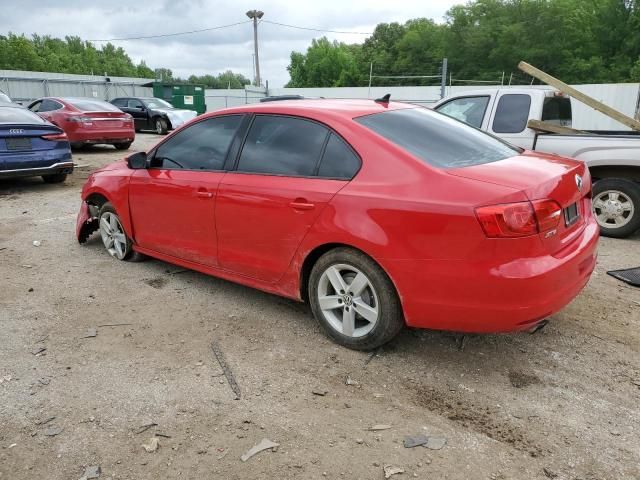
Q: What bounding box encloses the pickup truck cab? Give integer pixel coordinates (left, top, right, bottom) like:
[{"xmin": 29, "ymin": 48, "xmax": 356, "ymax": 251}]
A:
[{"xmin": 434, "ymin": 88, "xmax": 640, "ymax": 238}]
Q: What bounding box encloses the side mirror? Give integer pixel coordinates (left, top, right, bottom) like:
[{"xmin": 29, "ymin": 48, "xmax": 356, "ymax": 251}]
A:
[{"xmin": 126, "ymin": 151, "xmax": 147, "ymax": 169}]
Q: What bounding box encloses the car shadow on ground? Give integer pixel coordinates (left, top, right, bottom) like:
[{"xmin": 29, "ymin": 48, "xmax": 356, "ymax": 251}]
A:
[{"xmin": 0, "ymin": 176, "xmax": 68, "ymax": 195}]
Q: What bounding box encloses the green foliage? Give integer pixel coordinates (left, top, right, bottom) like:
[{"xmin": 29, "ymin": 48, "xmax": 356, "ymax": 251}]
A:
[
  {"xmin": 286, "ymin": 0, "xmax": 640, "ymax": 87},
  {"xmin": 0, "ymin": 34, "xmax": 248, "ymax": 86},
  {"xmin": 187, "ymin": 70, "xmax": 251, "ymax": 89}
]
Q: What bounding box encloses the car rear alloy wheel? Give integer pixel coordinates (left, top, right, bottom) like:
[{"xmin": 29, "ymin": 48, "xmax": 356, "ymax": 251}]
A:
[
  {"xmin": 98, "ymin": 204, "xmax": 132, "ymax": 260},
  {"xmin": 592, "ymin": 178, "xmax": 640, "ymax": 238},
  {"xmin": 309, "ymin": 248, "xmax": 404, "ymax": 350},
  {"xmin": 318, "ymin": 264, "xmax": 379, "ymax": 338}
]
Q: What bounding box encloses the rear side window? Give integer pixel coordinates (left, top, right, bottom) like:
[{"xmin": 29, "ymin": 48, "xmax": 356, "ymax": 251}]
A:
[
  {"xmin": 435, "ymin": 96, "xmax": 489, "ymax": 128},
  {"xmin": 492, "ymin": 94, "xmax": 531, "ymax": 133},
  {"xmin": 66, "ymin": 99, "xmax": 121, "ymax": 112},
  {"xmin": 318, "ymin": 134, "xmax": 360, "ymax": 179},
  {"xmin": 38, "ymin": 99, "xmax": 63, "ymax": 112},
  {"xmin": 542, "ymin": 97, "xmax": 572, "ymax": 127},
  {"xmin": 237, "ymin": 115, "xmax": 329, "ymax": 177},
  {"xmin": 356, "ymin": 108, "xmax": 518, "ymax": 169},
  {"xmin": 111, "ymin": 98, "xmax": 127, "ymax": 107},
  {"xmin": 153, "ymin": 115, "xmax": 243, "ymax": 170},
  {"xmin": 0, "ymin": 106, "xmax": 45, "ymax": 124}
]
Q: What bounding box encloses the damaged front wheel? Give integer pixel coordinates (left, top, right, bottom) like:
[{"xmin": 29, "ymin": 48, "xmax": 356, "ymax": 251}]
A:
[{"xmin": 98, "ymin": 203, "xmax": 133, "ymax": 260}]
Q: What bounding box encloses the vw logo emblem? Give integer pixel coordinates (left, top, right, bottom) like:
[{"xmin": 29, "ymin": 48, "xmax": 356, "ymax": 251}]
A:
[
  {"xmin": 575, "ymin": 174, "xmax": 583, "ymax": 191},
  {"xmin": 9, "ymin": 128, "xmax": 24, "ymax": 134}
]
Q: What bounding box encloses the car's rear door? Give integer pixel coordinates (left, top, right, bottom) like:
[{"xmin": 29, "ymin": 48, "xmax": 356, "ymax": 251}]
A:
[
  {"xmin": 216, "ymin": 114, "xmax": 360, "ymax": 283},
  {"xmin": 128, "ymin": 115, "xmax": 245, "ymax": 266}
]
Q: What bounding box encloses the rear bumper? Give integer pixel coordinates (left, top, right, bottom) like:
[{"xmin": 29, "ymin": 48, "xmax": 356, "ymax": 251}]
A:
[
  {"xmin": 0, "ymin": 161, "xmax": 74, "ymax": 179},
  {"xmin": 383, "ymin": 218, "xmax": 600, "ymax": 333},
  {"xmin": 68, "ymin": 129, "xmax": 134, "ymax": 144}
]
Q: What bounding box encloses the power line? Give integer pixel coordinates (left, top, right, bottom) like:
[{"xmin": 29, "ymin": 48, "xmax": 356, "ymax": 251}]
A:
[
  {"xmin": 88, "ymin": 20, "xmax": 251, "ymax": 42},
  {"xmin": 262, "ymin": 20, "xmax": 373, "ymax": 35}
]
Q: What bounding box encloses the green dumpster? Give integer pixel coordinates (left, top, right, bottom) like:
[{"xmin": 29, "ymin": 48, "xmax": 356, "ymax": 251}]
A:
[{"xmin": 152, "ymin": 82, "xmax": 206, "ymax": 115}]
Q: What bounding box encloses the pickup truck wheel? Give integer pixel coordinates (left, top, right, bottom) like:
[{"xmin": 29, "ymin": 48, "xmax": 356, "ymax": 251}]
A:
[{"xmin": 592, "ymin": 178, "xmax": 640, "ymax": 238}]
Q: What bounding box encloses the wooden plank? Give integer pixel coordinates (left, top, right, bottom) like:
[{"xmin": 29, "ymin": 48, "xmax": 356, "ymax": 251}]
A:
[
  {"xmin": 518, "ymin": 61, "xmax": 640, "ymax": 132},
  {"xmin": 527, "ymin": 119, "xmax": 585, "ymax": 135}
]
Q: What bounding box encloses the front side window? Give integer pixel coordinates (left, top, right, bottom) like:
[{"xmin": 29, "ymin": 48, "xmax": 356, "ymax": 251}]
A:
[
  {"xmin": 128, "ymin": 99, "xmax": 143, "ymax": 109},
  {"xmin": 435, "ymin": 96, "xmax": 489, "ymax": 128},
  {"xmin": 318, "ymin": 133, "xmax": 360, "ymax": 179},
  {"xmin": 356, "ymin": 107, "xmax": 519, "ymax": 169},
  {"xmin": 237, "ymin": 115, "xmax": 329, "ymax": 177},
  {"xmin": 153, "ymin": 115, "xmax": 243, "ymax": 171},
  {"xmin": 492, "ymin": 94, "xmax": 531, "ymax": 133}
]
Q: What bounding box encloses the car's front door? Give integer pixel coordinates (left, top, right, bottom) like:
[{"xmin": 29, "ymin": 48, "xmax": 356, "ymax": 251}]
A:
[
  {"xmin": 128, "ymin": 115, "xmax": 244, "ymax": 266},
  {"xmin": 127, "ymin": 99, "xmax": 148, "ymax": 130},
  {"xmin": 216, "ymin": 115, "xmax": 359, "ymax": 283}
]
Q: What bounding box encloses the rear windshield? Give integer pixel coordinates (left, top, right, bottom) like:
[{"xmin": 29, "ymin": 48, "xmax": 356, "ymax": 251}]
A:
[
  {"xmin": 66, "ymin": 99, "xmax": 122, "ymax": 112},
  {"xmin": 542, "ymin": 96, "xmax": 572, "ymax": 127},
  {"xmin": 0, "ymin": 106, "xmax": 45, "ymax": 124},
  {"xmin": 356, "ymin": 107, "xmax": 519, "ymax": 168}
]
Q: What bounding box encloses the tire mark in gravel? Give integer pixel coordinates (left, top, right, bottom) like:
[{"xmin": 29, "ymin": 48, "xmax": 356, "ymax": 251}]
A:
[{"xmin": 413, "ymin": 385, "xmax": 545, "ymax": 457}]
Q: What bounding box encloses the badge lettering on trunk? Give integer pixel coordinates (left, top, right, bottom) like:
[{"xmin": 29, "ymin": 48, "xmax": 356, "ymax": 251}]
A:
[{"xmin": 575, "ymin": 174, "xmax": 583, "ymax": 191}]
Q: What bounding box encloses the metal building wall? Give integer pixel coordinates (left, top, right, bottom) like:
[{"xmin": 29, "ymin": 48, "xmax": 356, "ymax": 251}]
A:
[{"xmin": 0, "ymin": 69, "xmax": 154, "ymax": 105}]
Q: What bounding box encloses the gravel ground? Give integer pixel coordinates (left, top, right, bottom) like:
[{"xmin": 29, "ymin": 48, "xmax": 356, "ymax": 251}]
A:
[{"xmin": 1, "ymin": 133, "xmax": 639, "ymax": 480}]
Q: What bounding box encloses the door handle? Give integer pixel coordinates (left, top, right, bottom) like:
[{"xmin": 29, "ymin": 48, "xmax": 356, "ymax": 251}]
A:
[
  {"xmin": 290, "ymin": 199, "xmax": 315, "ymax": 210},
  {"xmin": 196, "ymin": 190, "xmax": 213, "ymax": 199}
]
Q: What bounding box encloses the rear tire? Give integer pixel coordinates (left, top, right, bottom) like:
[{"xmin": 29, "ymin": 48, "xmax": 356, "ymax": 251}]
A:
[
  {"xmin": 154, "ymin": 117, "xmax": 168, "ymax": 135},
  {"xmin": 42, "ymin": 173, "xmax": 67, "ymax": 184},
  {"xmin": 592, "ymin": 178, "xmax": 640, "ymax": 238},
  {"xmin": 309, "ymin": 247, "xmax": 404, "ymax": 350},
  {"xmin": 114, "ymin": 142, "xmax": 132, "ymax": 150}
]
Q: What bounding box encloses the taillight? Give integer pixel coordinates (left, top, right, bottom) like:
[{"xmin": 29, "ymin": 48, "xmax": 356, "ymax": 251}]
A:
[
  {"xmin": 41, "ymin": 132, "xmax": 68, "ymax": 141},
  {"xmin": 532, "ymin": 199, "xmax": 562, "ymax": 232},
  {"xmin": 476, "ymin": 202, "xmax": 538, "ymax": 238},
  {"xmin": 66, "ymin": 115, "xmax": 92, "ymax": 123},
  {"xmin": 475, "ymin": 199, "xmax": 561, "ymax": 238}
]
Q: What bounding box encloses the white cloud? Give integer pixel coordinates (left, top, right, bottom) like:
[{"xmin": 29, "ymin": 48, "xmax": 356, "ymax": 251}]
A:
[{"xmin": 3, "ymin": 0, "xmax": 460, "ymax": 86}]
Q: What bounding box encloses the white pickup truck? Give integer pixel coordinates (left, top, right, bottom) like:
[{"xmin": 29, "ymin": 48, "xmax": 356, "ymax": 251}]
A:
[{"xmin": 433, "ymin": 88, "xmax": 640, "ymax": 238}]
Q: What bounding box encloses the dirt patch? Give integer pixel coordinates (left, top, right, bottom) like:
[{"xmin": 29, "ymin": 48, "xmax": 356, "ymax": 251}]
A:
[
  {"xmin": 413, "ymin": 385, "xmax": 544, "ymax": 457},
  {"xmin": 144, "ymin": 277, "xmax": 168, "ymax": 289},
  {"xmin": 508, "ymin": 370, "xmax": 541, "ymax": 388}
]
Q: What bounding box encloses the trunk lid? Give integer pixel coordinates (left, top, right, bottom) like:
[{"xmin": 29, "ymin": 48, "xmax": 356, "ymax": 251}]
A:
[
  {"xmin": 448, "ymin": 151, "xmax": 590, "ymax": 254},
  {"xmin": 79, "ymin": 111, "xmax": 131, "ymax": 129}
]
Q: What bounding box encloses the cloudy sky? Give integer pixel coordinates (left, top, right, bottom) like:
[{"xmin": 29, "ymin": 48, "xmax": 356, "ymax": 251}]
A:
[{"xmin": 4, "ymin": 0, "xmax": 461, "ymax": 86}]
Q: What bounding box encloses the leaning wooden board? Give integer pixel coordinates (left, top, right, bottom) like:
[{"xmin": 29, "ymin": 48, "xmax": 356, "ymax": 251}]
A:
[{"xmin": 519, "ymin": 61, "xmax": 640, "ymax": 132}]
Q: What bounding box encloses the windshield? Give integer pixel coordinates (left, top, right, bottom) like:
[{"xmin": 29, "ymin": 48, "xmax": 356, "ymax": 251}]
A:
[
  {"xmin": 356, "ymin": 107, "xmax": 520, "ymax": 169},
  {"xmin": 0, "ymin": 106, "xmax": 45, "ymax": 124},
  {"xmin": 143, "ymin": 98, "xmax": 173, "ymax": 109},
  {"xmin": 67, "ymin": 98, "xmax": 122, "ymax": 112}
]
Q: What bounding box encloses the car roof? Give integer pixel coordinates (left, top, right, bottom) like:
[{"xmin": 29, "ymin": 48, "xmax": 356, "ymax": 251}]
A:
[{"xmin": 218, "ymin": 98, "xmax": 416, "ymax": 120}]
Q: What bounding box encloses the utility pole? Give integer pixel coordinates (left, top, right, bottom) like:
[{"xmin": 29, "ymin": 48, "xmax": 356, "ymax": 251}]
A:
[
  {"xmin": 440, "ymin": 58, "xmax": 448, "ymax": 99},
  {"xmin": 246, "ymin": 10, "xmax": 264, "ymax": 88}
]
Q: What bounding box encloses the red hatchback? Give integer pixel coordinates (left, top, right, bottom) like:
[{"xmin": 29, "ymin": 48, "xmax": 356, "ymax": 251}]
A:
[
  {"xmin": 28, "ymin": 97, "xmax": 135, "ymax": 150},
  {"xmin": 76, "ymin": 99, "xmax": 598, "ymax": 350}
]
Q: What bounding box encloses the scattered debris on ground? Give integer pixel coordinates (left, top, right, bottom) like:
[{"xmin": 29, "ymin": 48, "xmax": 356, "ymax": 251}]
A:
[
  {"xmin": 240, "ymin": 438, "xmax": 279, "ymax": 462},
  {"xmin": 141, "ymin": 437, "xmax": 159, "ymax": 453},
  {"xmin": 43, "ymin": 426, "xmax": 63, "ymax": 437},
  {"xmin": 79, "ymin": 465, "xmax": 101, "ymax": 480},
  {"xmin": 83, "ymin": 328, "xmax": 97, "ymax": 338},
  {"xmin": 368, "ymin": 424, "xmax": 392, "ymax": 431},
  {"xmin": 383, "ymin": 464, "xmax": 405, "ymax": 478},
  {"xmin": 403, "ymin": 434, "xmax": 429, "ymax": 448},
  {"xmin": 211, "ymin": 340, "xmax": 241, "ymax": 400}
]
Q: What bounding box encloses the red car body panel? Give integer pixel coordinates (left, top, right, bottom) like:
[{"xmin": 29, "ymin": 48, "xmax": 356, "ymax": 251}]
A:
[
  {"xmin": 77, "ymin": 99, "xmax": 599, "ymax": 333},
  {"xmin": 35, "ymin": 97, "xmax": 135, "ymax": 145}
]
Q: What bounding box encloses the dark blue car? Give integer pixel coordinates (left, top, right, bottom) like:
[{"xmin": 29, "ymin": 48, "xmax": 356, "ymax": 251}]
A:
[{"xmin": 0, "ymin": 101, "xmax": 73, "ymax": 183}]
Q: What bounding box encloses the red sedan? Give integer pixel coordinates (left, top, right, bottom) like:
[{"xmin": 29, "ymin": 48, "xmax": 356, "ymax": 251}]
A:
[
  {"xmin": 28, "ymin": 97, "xmax": 135, "ymax": 150},
  {"xmin": 76, "ymin": 99, "xmax": 598, "ymax": 350}
]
